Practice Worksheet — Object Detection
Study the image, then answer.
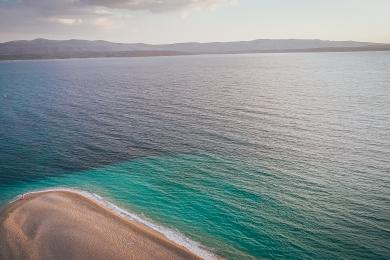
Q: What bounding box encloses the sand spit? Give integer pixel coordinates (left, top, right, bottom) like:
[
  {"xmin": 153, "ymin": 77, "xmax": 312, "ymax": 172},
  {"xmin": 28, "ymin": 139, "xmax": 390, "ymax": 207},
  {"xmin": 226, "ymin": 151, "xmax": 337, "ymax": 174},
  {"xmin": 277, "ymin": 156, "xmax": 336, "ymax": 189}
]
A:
[{"xmin": 0, "ymin": 190, "xmax": 203, "ymax": 260}]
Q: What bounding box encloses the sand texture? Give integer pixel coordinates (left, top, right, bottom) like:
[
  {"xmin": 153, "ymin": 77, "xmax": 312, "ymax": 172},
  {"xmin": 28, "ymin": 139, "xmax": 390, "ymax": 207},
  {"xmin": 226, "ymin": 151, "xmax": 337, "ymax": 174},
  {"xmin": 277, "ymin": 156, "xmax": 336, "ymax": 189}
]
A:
[{"xmin": 0, "ymin": 190, "xmax": 202, "ymax": 260}]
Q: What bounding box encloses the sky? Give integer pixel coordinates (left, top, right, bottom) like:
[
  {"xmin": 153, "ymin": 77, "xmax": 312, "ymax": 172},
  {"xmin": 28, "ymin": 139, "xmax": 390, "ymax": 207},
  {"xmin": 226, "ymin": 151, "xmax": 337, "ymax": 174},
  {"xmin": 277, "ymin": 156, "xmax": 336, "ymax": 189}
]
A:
[{"xmin": 0, "ymin": 0, "xmax": 389, "ymax": 44}]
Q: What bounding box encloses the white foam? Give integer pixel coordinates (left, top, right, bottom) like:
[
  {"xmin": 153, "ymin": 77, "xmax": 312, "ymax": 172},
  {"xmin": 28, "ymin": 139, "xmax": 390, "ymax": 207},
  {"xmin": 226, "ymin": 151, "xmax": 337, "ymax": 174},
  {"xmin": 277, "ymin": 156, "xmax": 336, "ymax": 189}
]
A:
[{"xmin": 10, "ymin": 188, "xmax": 219, "ymax": 260}]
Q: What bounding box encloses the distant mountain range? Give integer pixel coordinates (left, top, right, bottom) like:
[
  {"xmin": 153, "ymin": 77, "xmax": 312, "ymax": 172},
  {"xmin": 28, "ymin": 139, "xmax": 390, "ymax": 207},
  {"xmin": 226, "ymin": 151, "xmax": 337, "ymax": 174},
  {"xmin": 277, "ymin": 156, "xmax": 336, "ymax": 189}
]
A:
[{"xmin": 0, "ymin": 38, "xmax": 389, "ymax": 60}]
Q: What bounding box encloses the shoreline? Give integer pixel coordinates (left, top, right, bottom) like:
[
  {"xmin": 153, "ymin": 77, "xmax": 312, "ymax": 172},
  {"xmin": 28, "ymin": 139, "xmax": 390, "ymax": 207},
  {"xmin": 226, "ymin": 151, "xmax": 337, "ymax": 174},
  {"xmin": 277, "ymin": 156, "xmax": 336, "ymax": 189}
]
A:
[
  {"xmin": 0, "ymin": 189, "xmax": 217, "ymax": 259},
  {"xmin": 1, "ymin": 47, "xmax": 390, "ymax": 62}
]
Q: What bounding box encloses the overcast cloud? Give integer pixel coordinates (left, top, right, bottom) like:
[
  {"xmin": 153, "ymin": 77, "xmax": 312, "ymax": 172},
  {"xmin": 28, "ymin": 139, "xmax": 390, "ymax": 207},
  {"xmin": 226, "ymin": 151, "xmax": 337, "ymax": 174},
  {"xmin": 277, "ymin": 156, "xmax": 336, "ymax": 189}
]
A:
[
  {"xmin": 0, "ymin": 0, "xmax": 233, "ymax": 19},
  {"xmin": 0, "ymin": 0, "xmax": 235, "ymax": 41}
]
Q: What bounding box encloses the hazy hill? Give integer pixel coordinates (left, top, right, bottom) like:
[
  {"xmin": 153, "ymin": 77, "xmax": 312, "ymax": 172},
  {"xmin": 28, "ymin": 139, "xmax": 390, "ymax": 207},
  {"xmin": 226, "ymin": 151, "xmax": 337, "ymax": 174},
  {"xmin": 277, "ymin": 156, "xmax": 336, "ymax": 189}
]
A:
[
  {"xmin": 0, "ymin": 38, "xmax": 388, "ymax": 60},
  {"xmin": 0, "ymin": 39, "xmax": 146, "ymax": 55},
  {"xmin": 153, "ymin": 39, "xmax": 382, "ymax": 53}
]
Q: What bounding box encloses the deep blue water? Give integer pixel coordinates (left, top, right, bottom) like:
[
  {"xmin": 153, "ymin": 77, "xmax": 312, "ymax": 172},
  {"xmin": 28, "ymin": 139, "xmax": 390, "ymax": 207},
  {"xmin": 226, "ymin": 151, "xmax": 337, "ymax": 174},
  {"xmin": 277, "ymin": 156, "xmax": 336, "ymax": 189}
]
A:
[{"xmin": 0, "ymin": 53, "xmax": 390, "ymax": 259}]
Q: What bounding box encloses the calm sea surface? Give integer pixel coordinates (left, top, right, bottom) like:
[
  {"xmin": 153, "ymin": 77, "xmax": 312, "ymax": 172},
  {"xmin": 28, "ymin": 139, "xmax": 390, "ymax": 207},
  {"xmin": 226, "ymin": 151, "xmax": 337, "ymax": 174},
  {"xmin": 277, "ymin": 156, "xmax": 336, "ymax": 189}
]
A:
[{"xmin": 0, "ymin": 52, "xmax": 389, "ymax": 259}]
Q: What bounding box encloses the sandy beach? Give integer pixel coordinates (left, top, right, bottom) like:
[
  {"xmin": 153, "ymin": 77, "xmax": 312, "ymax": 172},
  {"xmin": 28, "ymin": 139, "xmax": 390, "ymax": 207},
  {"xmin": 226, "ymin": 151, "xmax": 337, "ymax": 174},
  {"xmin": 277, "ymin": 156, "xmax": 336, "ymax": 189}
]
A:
[{"xmin": 0, "ymin": 190, "xmax": 202, "ymax": 260}]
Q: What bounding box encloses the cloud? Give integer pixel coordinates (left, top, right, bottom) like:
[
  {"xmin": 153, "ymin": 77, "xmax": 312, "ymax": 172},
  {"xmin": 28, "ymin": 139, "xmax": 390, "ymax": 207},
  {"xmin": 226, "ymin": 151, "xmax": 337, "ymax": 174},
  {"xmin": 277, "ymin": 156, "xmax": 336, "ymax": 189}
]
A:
[
  {"xmin": 50, "ymin": 18, "xmax": 84, "ymax": 26},
  {"xmin": 0, "ymin": 0, "xmax": 234, "ymax": 16},
  {"xmin": 78, "ymin": 0, "xmax": 234, "ymax": 12},
  {"xmin": 0, "ymin": 0, "xmax": 235, "ymax": 38}
]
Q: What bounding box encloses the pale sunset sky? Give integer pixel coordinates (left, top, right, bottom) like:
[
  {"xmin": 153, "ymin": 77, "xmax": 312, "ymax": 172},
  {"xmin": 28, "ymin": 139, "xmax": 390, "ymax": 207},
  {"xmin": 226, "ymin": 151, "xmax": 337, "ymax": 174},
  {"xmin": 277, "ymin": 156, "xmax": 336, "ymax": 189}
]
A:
[{"xmin": 0, "ymin": 0, "xmax": 389, "ymax": 43}]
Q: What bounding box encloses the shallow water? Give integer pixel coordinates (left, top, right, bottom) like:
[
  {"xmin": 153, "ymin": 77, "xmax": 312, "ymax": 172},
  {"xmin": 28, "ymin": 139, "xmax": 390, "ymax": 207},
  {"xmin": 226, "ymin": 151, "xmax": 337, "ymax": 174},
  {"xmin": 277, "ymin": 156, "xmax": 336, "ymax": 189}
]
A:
[{"xmin": 1, "ymin": 52, "xmax": 390, "ymax": 259}]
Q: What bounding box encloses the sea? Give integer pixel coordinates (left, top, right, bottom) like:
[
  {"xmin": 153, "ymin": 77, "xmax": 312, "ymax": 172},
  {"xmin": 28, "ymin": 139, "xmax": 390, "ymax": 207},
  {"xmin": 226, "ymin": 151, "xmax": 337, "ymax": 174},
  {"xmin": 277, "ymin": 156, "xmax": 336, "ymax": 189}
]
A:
[{"xmin": 0, "ymin": 52, "xmax": 389, "ymax": 259}]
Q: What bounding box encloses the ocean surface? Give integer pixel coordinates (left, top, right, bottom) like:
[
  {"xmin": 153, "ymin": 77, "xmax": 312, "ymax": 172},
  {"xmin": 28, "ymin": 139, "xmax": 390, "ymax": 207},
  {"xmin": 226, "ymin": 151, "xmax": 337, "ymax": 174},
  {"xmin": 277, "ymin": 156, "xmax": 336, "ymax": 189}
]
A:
[{"xmin": 0, "ymin": 52, "xmax": 389, "ymax": 259}]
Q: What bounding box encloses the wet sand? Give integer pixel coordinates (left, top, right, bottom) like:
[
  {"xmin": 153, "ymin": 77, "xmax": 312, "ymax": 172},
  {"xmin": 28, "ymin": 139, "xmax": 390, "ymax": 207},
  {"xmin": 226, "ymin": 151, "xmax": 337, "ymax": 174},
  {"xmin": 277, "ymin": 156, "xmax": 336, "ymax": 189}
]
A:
[{"xmin": 0, "ymin": 190, "xmax": 202, "ymax": 260}]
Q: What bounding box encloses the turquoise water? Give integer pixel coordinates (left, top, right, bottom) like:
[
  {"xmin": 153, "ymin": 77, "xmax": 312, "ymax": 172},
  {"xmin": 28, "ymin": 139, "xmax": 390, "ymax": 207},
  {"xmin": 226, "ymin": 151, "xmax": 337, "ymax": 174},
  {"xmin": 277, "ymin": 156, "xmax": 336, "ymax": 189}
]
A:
[
  {"xmin": 1, "ymin": 53, "xmax": 390, "ymax": 259},
  {"xmin": 3, "ymin": 153, "xmax": 388, "ymax": 259}
]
